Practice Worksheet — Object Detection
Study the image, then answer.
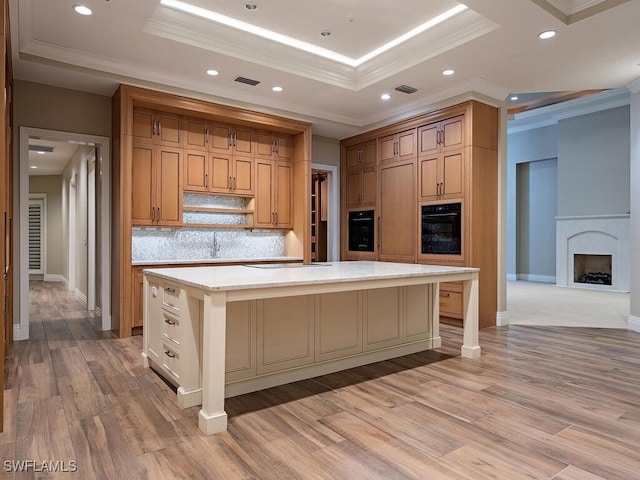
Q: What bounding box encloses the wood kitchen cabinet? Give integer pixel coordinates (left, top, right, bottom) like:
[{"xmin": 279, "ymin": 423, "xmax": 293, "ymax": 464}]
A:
[
  {"xmin": 132, "ymin": 108, "xmax": 183, "ymax": 147},
  {"xmin": 183, "ymin": 149, "xmax": 253, "ymax": 195},
  {"xmin": 340, "ymin": 100, "xmax": 498, "ymax": 328},
  {"xmin": 419, "ymin": 115, "xmax": 465, "ymax": 201},
  {"xmin": 255, "ymin": 130, "xmax": 291, "ymax": 162},
  {"xmin": 377, "ymin": 160, "xmax": 416, "ymax": 263},
  {"xmin": 113, "ymin": 85, "xmax": 312, "ymax": 338},
  {"xmin": 345, "ymin": 140, "xmax": 376, "ymax": 209},
  {"xmin": 131, "ymin": 142, "xmax": 182, "ymax": 226},
  {"xmin": 379, "ymin": 128, "xmax": 416, "ymax": 164},
  {"xmin": 254, "ymin": 160, "xmax": 292, "ymax": 228}
]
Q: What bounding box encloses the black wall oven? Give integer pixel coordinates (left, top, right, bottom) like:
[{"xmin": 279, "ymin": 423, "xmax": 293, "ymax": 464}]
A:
[
  {"xmin": 348, "ymin": 210, "xmax": 375, "ymax": 252},
  {"xmin": 421, "ymin": 203, "xmax": 462, "ymax": 255}
]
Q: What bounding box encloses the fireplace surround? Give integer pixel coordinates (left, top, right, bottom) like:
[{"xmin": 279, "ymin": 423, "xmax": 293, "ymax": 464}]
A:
[{"xmin": 556, "ymin": 214, "xmax": 629, "ymax": 292}]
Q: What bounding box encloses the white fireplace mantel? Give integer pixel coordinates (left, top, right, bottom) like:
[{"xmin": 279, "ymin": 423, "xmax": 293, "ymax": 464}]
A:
[{"xmin": 556, "ymin": 214, "xmax": 630, "ymax": 292}]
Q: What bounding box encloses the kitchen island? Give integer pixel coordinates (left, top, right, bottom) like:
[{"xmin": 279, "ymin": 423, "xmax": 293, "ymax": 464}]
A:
[{"xmin": 142, "ymin": 261, "xmax": 480, "ymax": 435}]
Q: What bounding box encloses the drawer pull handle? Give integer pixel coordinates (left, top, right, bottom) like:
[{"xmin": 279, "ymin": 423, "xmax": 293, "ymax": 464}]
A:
[
  {"xmin": 164, "ymin": 350, "xmax": 176, "ymax": 358},
  {"xmin": 164, "ymin": 318, "xmax": 176, "ymax": 325},
  {"xmin": 165, "ymin": 287, "xmax": 176, "ymax": 293},
  {"xmin": 440, "ymin": 292, "xmax": 451, "ymax": 298}
]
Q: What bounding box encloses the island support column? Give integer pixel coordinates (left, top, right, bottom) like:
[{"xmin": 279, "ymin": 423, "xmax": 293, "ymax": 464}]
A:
[
  {"xmin": 461, "ymin": 271, "xmax": 481, "ymax": 358},
  {"xmin": 198, "ymin": 291, "xmax": 229, "ymax": 435}
]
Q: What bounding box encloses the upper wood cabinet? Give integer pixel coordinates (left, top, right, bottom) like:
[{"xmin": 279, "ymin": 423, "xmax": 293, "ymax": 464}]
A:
[
  {"xmin": 184, "ymin": 150, "xmax": 254, "ymax": 195},
  {"xmin": 255, "ymin": 130, "xmax": 292, "ymax": 162},
  {"xmin": 345, "ymin": 140, "xmax": 376, "ymax": 209},
  {"xmin": 210, "ymin": 123, "xmax": 254, "ymax": 156},
  {"xmin": 131, "ymin": 143, "xmax": 183, "ymax": 226},
  {"xmin": 254, "ymin": 160, "xmax": 292, "ymax": 229},
  {"xmin": 419, "ymin": 115, "xmax": 465, "ymax": 201},
  {"xmin": 379, "ymin": 128, "xmax": 416, "ymax": 164},
  {"xmin": 132, "ymin": 108, "xmax": 183, "ymax": 147}
]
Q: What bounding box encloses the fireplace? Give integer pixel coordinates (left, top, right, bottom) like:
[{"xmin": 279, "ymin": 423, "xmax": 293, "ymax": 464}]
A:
[
  {"xmin": 574, "ymin": 254, "xmax": 612, "ymax": 285},
  {"xmin": 556, "ymin": 214, "xmax": 629, "ymax": 292}
]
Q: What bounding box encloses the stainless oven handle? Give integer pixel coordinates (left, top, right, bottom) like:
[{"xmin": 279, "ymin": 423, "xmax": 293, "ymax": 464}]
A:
[{"xmin": 423, "ymin": 212, "xmax": 459, "ymax": 217}]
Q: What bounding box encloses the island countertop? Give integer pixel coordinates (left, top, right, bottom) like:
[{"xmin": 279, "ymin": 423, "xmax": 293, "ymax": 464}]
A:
[{"xmin": 143, "ymin": 261, "xmax": 479, "ymax": 293}]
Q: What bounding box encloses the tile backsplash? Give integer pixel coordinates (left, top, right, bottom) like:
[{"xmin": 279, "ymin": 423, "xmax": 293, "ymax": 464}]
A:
[{"xmin": 132, "ymin": 227, "xmax": 287, "ymax": 263}]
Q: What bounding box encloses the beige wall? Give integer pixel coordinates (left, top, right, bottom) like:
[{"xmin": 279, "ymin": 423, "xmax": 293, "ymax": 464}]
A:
[
  {"xmin": 312, "ymin": 135, "xmax": 340, "ymax": 168},
  {"xmin": 28, "ymin": 175, "xmax": 63, "ymax": 277}
]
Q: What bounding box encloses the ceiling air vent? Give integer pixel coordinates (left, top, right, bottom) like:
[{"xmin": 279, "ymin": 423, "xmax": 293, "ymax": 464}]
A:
[
  {"xmin": 29, "ymin": 145, "xmax": 54, "ymax": 152},
  {"xmin": 395, "ymin": 85, "xmax": 418, "ymax": 94},
  {"xmin": 234, "ymin": 76, "xmax": 260, "ymax": 86}
]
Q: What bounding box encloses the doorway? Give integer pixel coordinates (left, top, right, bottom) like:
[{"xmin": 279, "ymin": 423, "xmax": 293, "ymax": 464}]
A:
[
  {"xmin": 17, "ymin": 127, "xmax": 111, "ymax": 340},
  {"xmin": 311, "ymin": 163, "xmax": 339, "ymax": 262}
]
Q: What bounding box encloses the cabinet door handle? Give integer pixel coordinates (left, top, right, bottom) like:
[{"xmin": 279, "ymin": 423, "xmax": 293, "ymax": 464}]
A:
[
  {"xmin": 157, "ymin": 120, "xmax": 162, "ymax": 137},
  {"xmin": 228, "ymin": 176, "xmax": 232, "ymax": 189},
  {"xmin": 275, "ymin": 212, "xmax": 279, "ymax": 225},
  {"xmin": 164, "ymin": 350, "xmax": 176, "ymax": 358},
  {"xmin": 151, "ymin": 206, "xmax": 155, "ymax": 222},
  {"xmin": 156, "ymin": 206, "xmax": 160, "ymax": 221},
  {"xmin": 378, "ymin": 216, "xmax": 381, "ymax": 249},
  {"xmin": 152, "ymin": 120, "xmax": 157, "ymax": 136},
  {"xmin": 440, "ymin": 292, "xmax": 450, "ymax": 298},
  {"xmin": 232, "ymin": 132, "xmax": 237, "ymax": 147},
  {"xmin": 164, "ymin": 318, "xmax": 176, "ymax": 325},
  {"xmin": 205, "ymin": 128, "xmax": 209, "ymax": 144},
  {"xmin": 205, "ymin": 173, "xmax": 208, "ymax": 188},
  {"xmin": 358, "ymin": 150, "xmax": 363, "ymax": 162},
  {"xmin": 165, "ymin": 287, "xmax": 176, "ymax": 293},
  {"xmin": 233, "ymin": 177, "xmax": 237, "ymax": 190}
]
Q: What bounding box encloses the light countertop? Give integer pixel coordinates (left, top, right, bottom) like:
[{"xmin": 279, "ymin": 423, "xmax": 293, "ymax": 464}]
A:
[{"xmin": 143, "ymin": 261, "xmax": 479, "ymax": 292}]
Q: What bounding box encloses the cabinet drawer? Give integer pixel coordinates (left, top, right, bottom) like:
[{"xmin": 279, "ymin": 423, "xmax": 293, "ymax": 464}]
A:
[
  {"xmin": 161, "ymin": 342, "xmax": 180, "ymax": 382},
  {"xmin": 162, "ymin": 283, "xmax": 182, "ymax": 313},
  {"xmin": 439, "ymin": 289, "xmax": 462, "ymax": 318},
  {"xmin": 162, "ymin": 311, "xmax": 180, "ymax": 347}
]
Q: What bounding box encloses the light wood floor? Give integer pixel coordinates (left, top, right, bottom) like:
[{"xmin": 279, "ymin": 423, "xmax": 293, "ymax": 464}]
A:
[{"xmin": 2, "ymin": 281, "xmax": 640, "ymax": 479}]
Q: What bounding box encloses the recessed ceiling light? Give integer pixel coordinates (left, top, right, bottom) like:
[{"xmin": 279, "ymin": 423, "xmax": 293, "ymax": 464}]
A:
[
  {"xmin": 510, "ymin": 96, "xmax": 519, "ymax": 101},
  {"xmin": 272, "ymin": 86, "xmax": 283, "ymax": 92},
  {"xmin": 244, "ymin": 2, "xmax": 258, "ymax": 11},
  {"xmin": 30, "ymin": 166, "xmax": 38, "ymax": 169},
  {"xmin": 160, "ymin": 0, "xmax": 468, "ymax": 67},
  {"xmin": 538, "ymin": 30, "xmax": 556, "ymax": 39},
  {"xmin": 442, "ymin": 69, "xmax": 455, "ymax": 76},
  {"xmin": 36, "ymin": 151, "xmax": 45, "ymax": 155},
  {"xmin": 206, "ymin": 69, "xmax": 219, "ymax": 76},
  {"xmin": 320, "ymin": 31, "xmax": 331, "ymax": 38},
  {"xmin": 73, "ymin": 5, "xmax": 93, "ymax": 16},
  {"xmin": 381, "ymin": 93, "xmax": 391, "ymax": 101}
]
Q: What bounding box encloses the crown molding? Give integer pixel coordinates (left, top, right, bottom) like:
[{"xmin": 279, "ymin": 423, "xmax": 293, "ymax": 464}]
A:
[{"xmin": 508, "ymin": 88, "xmax": 630, "ymax": 134}]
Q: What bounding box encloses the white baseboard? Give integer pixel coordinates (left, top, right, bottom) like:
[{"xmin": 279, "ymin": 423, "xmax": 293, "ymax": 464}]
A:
[
  {"xmin": 507, "ymin": 274, "xmax": 517, "ymax": 281},
  {"xmin": 629, "ymin": 315, "xmax": 640, "ymax": 333},
  {"xmin": 496, "ymin": 311, "xmax": 509, "ymax": 326},
  {"xmin": 75, "ymin": 288, "xmax": 87, "ymax": 306},
  {"xmin": 516, "ymin": 274, "xmax": 556, "ymax": 283},
  {"xmin": 44, "ymin": 274, "xmax": 66, "ymax": 283},
  {"xmin": 13, "ymin": 323, "xmax": 28, "ymax": 341}
]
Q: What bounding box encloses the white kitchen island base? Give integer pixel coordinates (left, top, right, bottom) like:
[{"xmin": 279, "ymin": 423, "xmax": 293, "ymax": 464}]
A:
[{"xmin": 143, "ymin": 261, "xmax": 480, "ymax": 435}]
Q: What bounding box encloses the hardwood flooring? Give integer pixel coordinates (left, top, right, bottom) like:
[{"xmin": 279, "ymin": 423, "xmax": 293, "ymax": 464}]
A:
[{"xmin": 2, "ymin": 281, "xmax": 640, "ymax": 479}]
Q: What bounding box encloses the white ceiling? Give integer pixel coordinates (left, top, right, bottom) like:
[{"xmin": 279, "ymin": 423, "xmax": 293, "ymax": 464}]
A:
[
  {"xmin": 9, "ymin": 0, "xmax": 640, "ymax": 139},
  {"xmin": 28, "ymin": 139, "xmax": 80, "ymax": 176}
]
